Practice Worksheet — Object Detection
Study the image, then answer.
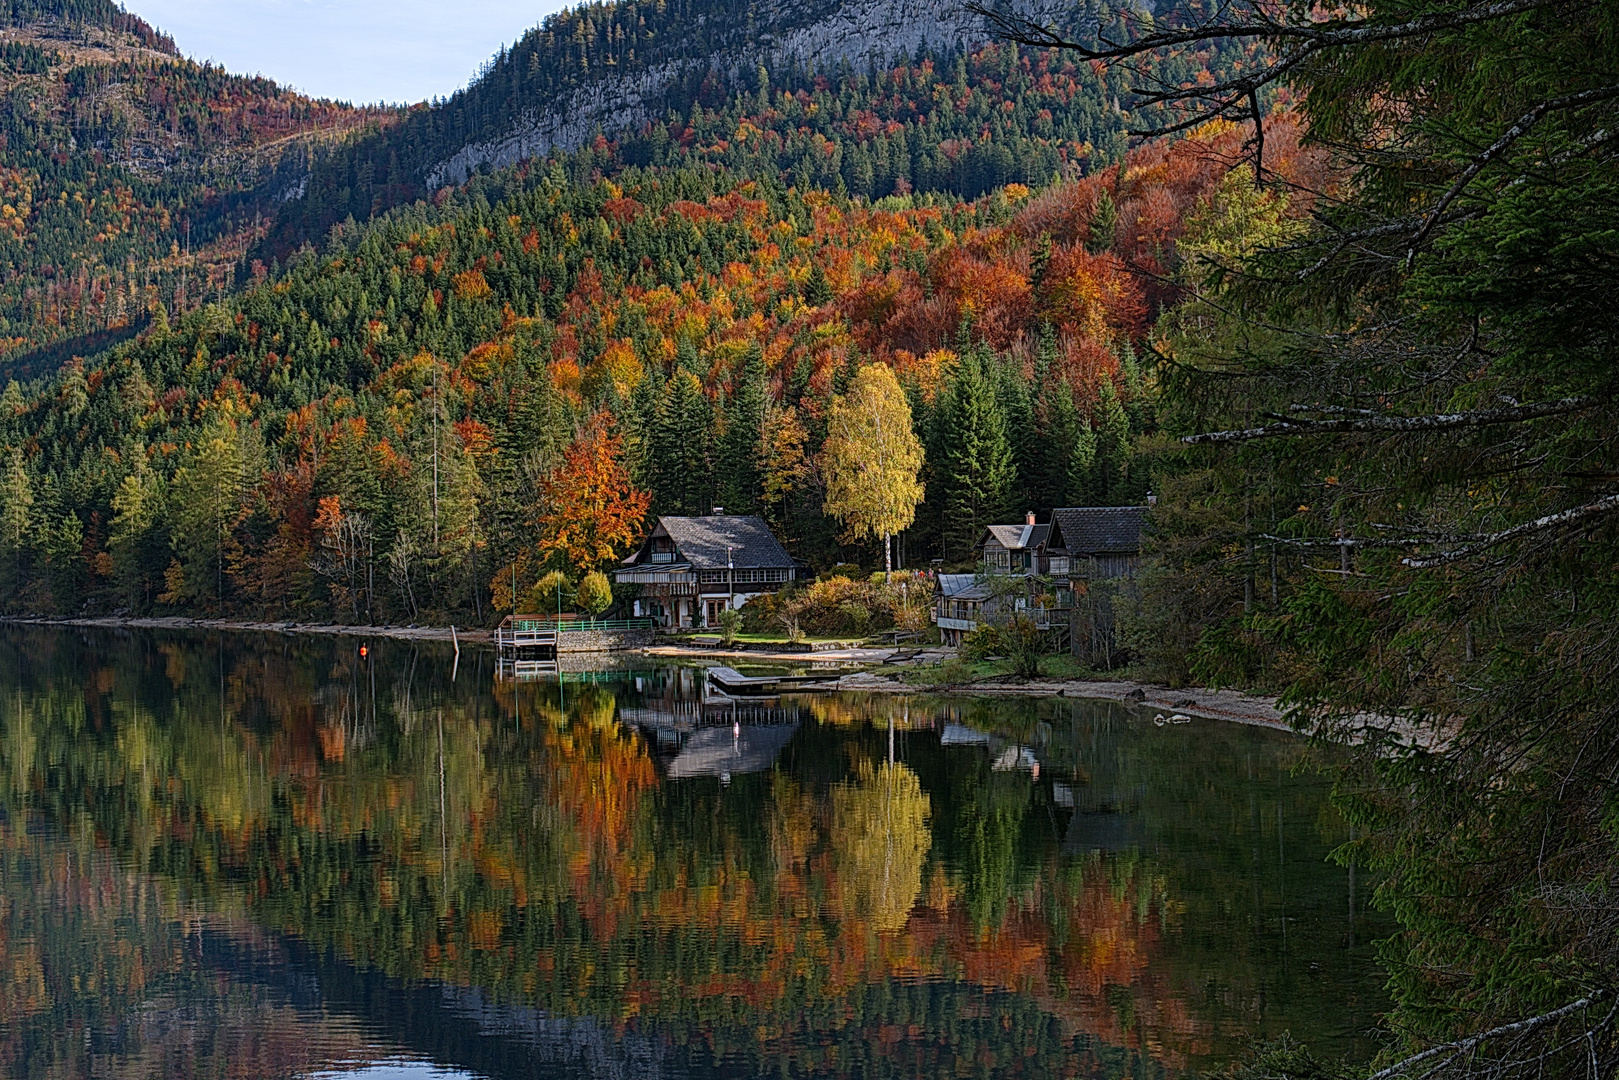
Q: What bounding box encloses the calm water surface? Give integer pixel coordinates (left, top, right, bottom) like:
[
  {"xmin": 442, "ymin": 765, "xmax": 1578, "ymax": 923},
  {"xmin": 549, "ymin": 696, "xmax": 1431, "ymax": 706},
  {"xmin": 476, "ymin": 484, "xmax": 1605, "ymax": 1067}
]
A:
[{"xmin": 0, "ymin": 627, "xmax": 1387, "ymax": 1078}]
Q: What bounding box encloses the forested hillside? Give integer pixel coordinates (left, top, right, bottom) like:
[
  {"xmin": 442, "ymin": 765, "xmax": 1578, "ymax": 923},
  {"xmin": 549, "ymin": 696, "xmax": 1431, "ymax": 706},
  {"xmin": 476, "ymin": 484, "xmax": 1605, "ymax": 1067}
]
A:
[
  {"xmin": 0, "ymin": 0, "xmax": 398, "ymax": 371},
  {"xmin": 0, "ymin": 108, "xmax": 1316, "ymax": 619},
  {"xmin": 0, "ymin": 0, "xmax": 1287, "ymax": 622},
  {"xmin": 261, "ymin": 0, "xmax": 1259, "ymax": 257}
]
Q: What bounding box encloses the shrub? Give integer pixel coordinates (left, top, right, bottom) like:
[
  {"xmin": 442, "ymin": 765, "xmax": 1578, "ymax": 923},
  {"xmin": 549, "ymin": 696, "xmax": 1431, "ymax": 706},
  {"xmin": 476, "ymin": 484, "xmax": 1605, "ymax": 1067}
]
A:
[
  {"xmin": 739, "ymin": 572, "xmax": 929, "ymax": 639},
  {"xmin": 961, "ymin": 624, "xmax": 1003, "ymax": 660},
  {"xmin": 576, "ymin": 571, "xmax": 613, "ymax": 615},
  {"xmin": 524, "ymin": 570, "xmax": 572, "ymax": 614},
  {"xmin": 717, "ymin": 607, "xmax": 741, "ymax": 644}
]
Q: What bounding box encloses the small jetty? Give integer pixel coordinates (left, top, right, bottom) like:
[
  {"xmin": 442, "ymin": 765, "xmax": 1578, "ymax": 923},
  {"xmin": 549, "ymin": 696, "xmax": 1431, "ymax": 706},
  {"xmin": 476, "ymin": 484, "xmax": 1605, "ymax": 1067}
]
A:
[{"xmin": 705, "ymin": 666, "xmax": 842, "ymax": 695}]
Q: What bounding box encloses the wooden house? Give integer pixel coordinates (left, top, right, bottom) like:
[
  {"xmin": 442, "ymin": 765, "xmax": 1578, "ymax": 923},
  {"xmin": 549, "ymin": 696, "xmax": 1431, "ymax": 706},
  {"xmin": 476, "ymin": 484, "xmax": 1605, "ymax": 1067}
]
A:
[
  {"xmin": 615, "ymin": 512, "xmax": 801, "ymax": 628},
  {"xmin": 979, "ymin": 512, "xmax": 1054, "ymax": 574},
  {"xmin": 933, "ymin": 506, "xmax": 1148, "ymax": 648},
  {"xmin": 1047, "ymin": 506, "xmax": 1147, "ymax": 581}
]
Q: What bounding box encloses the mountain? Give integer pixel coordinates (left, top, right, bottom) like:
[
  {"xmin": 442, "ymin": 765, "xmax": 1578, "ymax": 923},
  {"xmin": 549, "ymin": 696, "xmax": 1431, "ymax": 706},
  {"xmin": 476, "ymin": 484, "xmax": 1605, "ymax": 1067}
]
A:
[
  {"xmin": 0, "ymin": 0, "xmax": 1272, "ymax": 620},
  {"xmin": 0, "ymin": 0, "xmax": 398, "ymax": 373},
  {"xmin": 260, "ymin": 0, "xmax": 1253, "ymax": 259}
]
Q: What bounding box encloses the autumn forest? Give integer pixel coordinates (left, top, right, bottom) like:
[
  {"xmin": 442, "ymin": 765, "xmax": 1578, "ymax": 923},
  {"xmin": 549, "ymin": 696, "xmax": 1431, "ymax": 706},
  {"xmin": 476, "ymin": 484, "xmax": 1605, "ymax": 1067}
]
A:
[{"xmin": 1, "ymin": 0, "xmax": 1617, "ymax": 1075}]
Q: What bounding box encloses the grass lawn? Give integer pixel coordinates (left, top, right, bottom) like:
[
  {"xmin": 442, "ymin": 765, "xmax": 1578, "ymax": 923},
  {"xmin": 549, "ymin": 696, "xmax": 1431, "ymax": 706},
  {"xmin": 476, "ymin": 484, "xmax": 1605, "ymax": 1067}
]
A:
[
  {"xmin": 672, "ymin": 631, "xmax": 864, "ymax": 645},
  {"xmin": 901, "ymin": 653, "xmax": 1151, "ymax": 686}
]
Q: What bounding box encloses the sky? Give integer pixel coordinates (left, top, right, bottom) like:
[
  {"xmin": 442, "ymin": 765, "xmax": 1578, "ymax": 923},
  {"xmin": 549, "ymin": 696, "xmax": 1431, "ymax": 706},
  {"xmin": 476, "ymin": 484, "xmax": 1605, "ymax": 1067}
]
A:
[{"xmin": 126, "ymin": 0, "xmax": 573, "ymax": 105}]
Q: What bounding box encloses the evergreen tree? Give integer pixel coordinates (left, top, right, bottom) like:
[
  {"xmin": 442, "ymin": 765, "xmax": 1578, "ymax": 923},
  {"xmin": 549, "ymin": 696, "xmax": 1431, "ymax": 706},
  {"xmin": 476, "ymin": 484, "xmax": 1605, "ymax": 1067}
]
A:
[
  {"xmin": 1088, "ymin": 378, "xmax": 1132, "ymax": 506},
  {"xmin": 650, "ymin": 370, "xmax": 713, "ymax": 517},
  {"xmin": 108, "ymin": 455, "xmax": 164, "ymax": 611},
  {"xmin": 0, "ymin": 450, "xmax": 32, "ymax": 598},
  {"xmin": 1034, "ymin": 376, "xmax": 1084, "ymax": 510},
  {"xmin": 716, "ymin": 344, "xmax": 765, "ymax": 514},
  {"xmin": 937, "ymin": 351, "xmax": 1014, "ymax": 562}
]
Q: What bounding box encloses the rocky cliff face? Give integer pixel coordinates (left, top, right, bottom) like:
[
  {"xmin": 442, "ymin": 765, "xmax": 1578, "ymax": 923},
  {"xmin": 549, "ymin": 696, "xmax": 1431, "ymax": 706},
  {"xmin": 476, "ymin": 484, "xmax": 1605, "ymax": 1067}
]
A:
[{"xmin": 426, "ymin": 0, "xmax": 1072, "ymax": 187}]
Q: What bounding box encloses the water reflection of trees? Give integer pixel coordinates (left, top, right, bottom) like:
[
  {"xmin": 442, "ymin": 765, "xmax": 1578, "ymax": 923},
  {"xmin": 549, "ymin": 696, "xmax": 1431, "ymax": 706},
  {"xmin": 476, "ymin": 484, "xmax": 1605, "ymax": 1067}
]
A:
[{"xmin": 0, "ymin": 628, "xmax": 1384, "ymax": 1078}]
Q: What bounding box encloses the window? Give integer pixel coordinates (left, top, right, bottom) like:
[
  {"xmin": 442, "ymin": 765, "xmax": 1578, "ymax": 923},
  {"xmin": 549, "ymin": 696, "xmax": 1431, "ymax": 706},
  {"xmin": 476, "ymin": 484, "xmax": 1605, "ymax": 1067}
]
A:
[{"xmin": 696, "ymin": 567, "xmax": 791, "ymax": 585}]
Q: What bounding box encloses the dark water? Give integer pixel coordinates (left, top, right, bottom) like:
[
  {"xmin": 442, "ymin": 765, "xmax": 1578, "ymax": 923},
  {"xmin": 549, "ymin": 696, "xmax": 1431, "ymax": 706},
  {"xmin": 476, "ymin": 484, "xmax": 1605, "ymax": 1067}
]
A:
[{"xmin": 0, "ymin": 627, "xmax": 1387, "ymax": 1079}]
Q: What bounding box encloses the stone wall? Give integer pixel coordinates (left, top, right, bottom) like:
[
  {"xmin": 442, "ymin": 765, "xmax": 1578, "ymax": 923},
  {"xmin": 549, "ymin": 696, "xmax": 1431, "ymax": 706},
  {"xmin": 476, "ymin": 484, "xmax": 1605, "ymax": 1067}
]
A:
[{"xmin": 556, "ymin": 627, "xmax": 656, "ymax": 653}]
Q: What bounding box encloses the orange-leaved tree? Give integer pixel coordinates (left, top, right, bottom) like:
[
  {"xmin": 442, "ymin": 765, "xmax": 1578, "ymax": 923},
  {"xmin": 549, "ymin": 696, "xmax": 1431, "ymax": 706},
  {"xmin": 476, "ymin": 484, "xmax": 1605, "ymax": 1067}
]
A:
[{"xmin": 536, "ymin": 411, "xmax": 650, "ymax": 576}]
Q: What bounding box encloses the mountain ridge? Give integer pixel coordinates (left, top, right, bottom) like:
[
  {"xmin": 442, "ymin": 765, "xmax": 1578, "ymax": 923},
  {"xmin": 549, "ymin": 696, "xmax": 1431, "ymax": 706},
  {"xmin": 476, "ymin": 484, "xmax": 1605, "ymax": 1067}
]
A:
[{"xmin": 424, "ymin": 0, "xmax": 1078, "ymax": 187}]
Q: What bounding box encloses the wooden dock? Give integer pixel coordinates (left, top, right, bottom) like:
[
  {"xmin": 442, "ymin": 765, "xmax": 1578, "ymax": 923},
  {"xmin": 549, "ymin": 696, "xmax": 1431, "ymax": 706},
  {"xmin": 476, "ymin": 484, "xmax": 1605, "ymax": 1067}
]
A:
[
  {"xmin": 495, "ymin": 615, "xmax": 558, "ymax": 658},
  {"xmin": 705, "ymin": 666, "xmax": 842, "ymax": 695}
]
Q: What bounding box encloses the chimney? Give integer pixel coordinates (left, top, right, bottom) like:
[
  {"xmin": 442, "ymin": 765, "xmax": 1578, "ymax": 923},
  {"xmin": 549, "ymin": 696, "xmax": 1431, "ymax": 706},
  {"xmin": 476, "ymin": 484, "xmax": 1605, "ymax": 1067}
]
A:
[
  {"xmin": 711, "ymin": 506, "xmax": 724, "ymax": 516},
  {"xmin": 1025, "ymin": 511, "xmax": 1036, "ymax": 526},
  {"xmin": 1146, "ymin": 492, "xmax": 1158, "ymax": 508}
]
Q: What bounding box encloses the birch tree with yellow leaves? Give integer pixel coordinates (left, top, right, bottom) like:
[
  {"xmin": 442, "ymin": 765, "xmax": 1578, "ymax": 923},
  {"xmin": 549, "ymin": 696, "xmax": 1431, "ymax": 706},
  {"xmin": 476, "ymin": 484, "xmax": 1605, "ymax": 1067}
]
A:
[{"xmin": 821, "ymin": 363, "xmax": 924, "ymax": 579}]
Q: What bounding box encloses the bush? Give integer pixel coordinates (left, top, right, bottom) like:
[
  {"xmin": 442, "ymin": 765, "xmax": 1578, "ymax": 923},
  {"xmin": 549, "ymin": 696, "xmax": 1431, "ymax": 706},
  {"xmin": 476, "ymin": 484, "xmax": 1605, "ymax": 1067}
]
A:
[
  {"xmin": 716, "ymin": 607, "xmax": 741, "ymax": 644},
  {"xmin": 960, "ymin": 614, "xmax": 1046, "ymax": 677},
  {"xmin": 961, "ymin": 624, "xmax": 1003, "ymax": 661},
  {"xmin": 576, "ymin": 571, "xmax": 613, "ymax": 615},
  {"xmin": 523, "ymin": 570, "xmax": 572, "ymax": 614},
  {"xmin": 739, "ymin": 572, "xmax": 932, "ymax": 639}
]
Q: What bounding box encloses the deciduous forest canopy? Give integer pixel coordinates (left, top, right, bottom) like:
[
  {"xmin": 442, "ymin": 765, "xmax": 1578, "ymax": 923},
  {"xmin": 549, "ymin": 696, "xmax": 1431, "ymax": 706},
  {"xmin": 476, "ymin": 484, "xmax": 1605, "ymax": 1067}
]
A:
[{"xmin": 0, "ymin": 0, "xmax": 1614, "ymax": 1073}]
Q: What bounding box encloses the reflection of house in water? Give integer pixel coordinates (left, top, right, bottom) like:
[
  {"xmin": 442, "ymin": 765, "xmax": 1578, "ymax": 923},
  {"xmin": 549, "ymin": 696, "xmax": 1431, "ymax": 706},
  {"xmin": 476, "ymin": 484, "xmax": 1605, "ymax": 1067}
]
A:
[
  {"xmin": 664, "ymin": 723, "xmax": 800, "ymax": 780},
  {"xmin": 936, "ymin": 717, "xmax": 1142, "ymax": 854},
  {"xmin": 616, "ymin": 667, "xmax": 805, "ymax": 780},
  {"xmin": 939, "ymin": 722, "xmax": 1041, "ymax": 773}
]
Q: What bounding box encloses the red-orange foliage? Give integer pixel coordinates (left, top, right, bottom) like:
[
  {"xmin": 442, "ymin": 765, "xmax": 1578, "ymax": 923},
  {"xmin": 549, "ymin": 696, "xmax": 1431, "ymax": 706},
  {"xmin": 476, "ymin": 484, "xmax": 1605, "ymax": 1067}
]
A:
[
  {"xmin": 535, "ymin": 412, "xmax": 650, "ymax": 574},
  {"xmin": 1042, "ymin": 246, "xmax": 1145, "ymax": 340}
]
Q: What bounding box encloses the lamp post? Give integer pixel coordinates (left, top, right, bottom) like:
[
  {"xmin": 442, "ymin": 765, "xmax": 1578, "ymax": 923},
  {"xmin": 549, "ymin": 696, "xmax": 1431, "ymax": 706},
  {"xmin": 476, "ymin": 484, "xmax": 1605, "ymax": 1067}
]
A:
[{"xmin": 727, "ymin": 545, "xmax": 734, "ymax": 621}]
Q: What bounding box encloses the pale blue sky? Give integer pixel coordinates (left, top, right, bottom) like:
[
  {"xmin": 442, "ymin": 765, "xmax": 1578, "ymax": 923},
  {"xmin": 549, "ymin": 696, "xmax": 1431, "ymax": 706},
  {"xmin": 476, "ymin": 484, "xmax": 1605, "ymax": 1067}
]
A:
[{"xmin": 126, "ymin": 0, "xmax": 572, "ymax": 105}]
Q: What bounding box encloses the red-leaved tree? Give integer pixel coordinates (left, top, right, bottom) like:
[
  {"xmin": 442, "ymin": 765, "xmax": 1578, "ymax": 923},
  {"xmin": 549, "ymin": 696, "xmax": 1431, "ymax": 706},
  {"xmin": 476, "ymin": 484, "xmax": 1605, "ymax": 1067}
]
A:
[{"xmin": 535, "ymin": 411, "xmax": 650, "ymax": 576}]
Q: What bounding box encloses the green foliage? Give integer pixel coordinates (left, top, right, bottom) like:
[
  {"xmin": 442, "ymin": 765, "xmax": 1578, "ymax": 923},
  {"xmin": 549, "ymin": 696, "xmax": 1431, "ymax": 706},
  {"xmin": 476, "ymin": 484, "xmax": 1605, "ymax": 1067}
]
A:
[
  {"xmin": 1139, "ymin": 0, "xmax": 1619, "ymax": 1064},
  {"xmin": 960, "ymin": 613, "xmax": 1046, "ymax": 678},
  {"xmin": 934, "ymin": 350, "xmax": 1014, "ymax": 562},
  {"xmin": 526, "ymin": 569, "xmax": 572, "ymax": 615},
  {"xmin": 715, "ymin": 605, "xmax": 741, "ymax": 644},
  {"xmin": 575, "ymin": 569, "xmax": 612, "ymax": 615}
]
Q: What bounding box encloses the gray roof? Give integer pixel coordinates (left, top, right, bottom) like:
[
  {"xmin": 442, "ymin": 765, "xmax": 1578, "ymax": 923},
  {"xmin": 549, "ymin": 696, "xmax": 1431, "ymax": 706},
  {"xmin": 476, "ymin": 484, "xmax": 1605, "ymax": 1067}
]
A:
[
  {"xmin": 937, "ymin": 573, "xmax": 992, "ymax": 601},
  {"xmin": 982, "ymin": 523, "xmax": 1051, "ymax": 551},
  {"xmin": 632, "ymin": 515, "xmax": 795, "ymax": 570},
  {"xmin": 1048, "ymin": 507, "xmax": 1148, "ymax": 556},
  {"xmin": 666, "ymin": 723, "xmax": 800, "ymax": 779}
]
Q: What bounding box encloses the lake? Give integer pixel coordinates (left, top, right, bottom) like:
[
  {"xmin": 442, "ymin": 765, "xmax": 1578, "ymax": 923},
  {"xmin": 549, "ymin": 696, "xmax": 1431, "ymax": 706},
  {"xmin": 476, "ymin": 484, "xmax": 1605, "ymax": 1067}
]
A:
[{"xmin": 0, "ymin": 627, "xmax": 1386, "ymax": 1078}]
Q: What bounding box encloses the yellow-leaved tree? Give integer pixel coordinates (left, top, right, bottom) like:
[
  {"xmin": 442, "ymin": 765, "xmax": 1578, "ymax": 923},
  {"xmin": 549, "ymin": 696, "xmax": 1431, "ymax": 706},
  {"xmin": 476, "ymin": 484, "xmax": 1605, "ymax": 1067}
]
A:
[{"xmin": 821, "ymin": 363, "xmax": 924, "ymax": 578}]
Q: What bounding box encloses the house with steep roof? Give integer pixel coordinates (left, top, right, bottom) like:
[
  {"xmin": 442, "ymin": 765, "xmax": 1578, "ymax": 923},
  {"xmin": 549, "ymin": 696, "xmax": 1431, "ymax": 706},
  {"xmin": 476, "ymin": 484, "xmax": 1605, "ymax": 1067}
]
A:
[
  {"xmin": 980, "ymin": 512, "xmax": 1054, "ymax": 575},
  {"xmin": 1047, "ymin": 506, "xmax": 1148, "ymax": 581},
  {"xmin": 934, "ymin": 505, "xmax": 1150, "ymax": 648},
  {"xmin": 615, "ymin": 512, "xmax": 801, "ymax": 628}
]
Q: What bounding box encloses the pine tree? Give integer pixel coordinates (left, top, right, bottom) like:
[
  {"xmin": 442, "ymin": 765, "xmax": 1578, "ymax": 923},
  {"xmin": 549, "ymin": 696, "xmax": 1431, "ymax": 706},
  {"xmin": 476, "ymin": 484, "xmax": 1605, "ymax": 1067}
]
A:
[
  {"xmin": 1034, "ymin": 376, "xmax": 1083, "ymax": 509},
  {"xmin": 0, "ymin": 450, "xmax": 32, "ymax": 598},
  {"xmin": 1089, "ymin": 377, "xmax": 1132, "ymax": 505},
  {"xmin": 938, "ymin": 351, "xmax": 1014, "ymax": 562},
  {"xmin": 650, "ymin": 369, "xmax": 713, "ymax": 516},
  {"xmin": 716, "ymin": 344, "xmax": 765, "ymax": 515}
]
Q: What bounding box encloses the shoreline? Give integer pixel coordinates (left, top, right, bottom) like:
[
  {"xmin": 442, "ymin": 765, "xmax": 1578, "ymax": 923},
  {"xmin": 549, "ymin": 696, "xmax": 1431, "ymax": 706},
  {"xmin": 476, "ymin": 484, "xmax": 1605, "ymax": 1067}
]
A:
[
  {"xmin": 831, "ymin": 670, "xmax": 1293, "ymax": 733},
  {"xmin": 1, "ymin": 614, "xmax": 488, "ymax": 645},
  {"xmin": 3, "ymin": 615, "xmax": 1292, "ymax": 732}
]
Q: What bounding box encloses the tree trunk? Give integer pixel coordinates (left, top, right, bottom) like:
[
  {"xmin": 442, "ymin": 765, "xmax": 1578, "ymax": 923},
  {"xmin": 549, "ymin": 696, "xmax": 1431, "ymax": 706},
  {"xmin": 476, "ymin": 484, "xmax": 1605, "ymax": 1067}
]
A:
[{"xmin": 884, "ymin": 531, "xmax": 892, "ymax": 581}]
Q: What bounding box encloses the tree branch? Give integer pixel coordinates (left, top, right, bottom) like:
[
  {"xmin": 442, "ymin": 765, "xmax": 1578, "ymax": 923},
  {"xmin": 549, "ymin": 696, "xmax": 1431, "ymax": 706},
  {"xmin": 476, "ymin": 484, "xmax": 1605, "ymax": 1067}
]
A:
[
  {"xmin": 1182, "ymin": 396, "xmax": 1597, "ymax": 445},
  {"xmin": 969, "ymin": 0, "xmax": 1565, "ymax": 62},
  {"xmin": 968, "ymin": 0, "xmax": 1569, "ymax": 134},
  {"xmin": 1401, "ymin": 493, "xmax": 1619, "ymax": 569},
  {"xmin": 1407, "ymin": 84, "xmax": 1619, "ymax": 263},
  {"xmin": 1364, "ymin": 993, "xmax": 1601, "ymax": 1079}
]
